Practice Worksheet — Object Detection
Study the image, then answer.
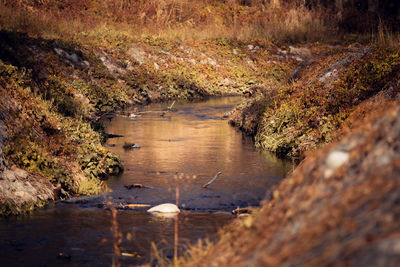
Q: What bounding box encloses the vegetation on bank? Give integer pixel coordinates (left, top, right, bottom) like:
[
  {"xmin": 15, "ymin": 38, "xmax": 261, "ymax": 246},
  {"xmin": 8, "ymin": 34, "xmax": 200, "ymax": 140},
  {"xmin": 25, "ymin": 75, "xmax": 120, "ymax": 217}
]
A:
[
  {"xmin": 0, "ymin": 57, "xmax": 122, "ymax": 198},
  {"xmin": 0, "ymin": 0, "xmax": 398, "ymax": 217},
  {"xmin": 230, "ymin": 45, "xmax": 400, "ymax": 158}
]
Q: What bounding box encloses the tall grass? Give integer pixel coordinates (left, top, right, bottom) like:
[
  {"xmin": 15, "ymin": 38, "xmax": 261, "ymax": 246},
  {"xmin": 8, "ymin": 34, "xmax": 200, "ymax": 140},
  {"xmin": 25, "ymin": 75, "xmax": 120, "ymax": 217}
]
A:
[{"xmin": 0, "ymin": 0, "xmax": 335, "ymax": 43}]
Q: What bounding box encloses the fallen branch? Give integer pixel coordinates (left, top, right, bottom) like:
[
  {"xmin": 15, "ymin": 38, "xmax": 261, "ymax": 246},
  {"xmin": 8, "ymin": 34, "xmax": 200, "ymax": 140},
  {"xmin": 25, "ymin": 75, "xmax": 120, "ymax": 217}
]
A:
[{"xmin": 202, "ymin": 171, "xmax": 222, "ymax": 188}]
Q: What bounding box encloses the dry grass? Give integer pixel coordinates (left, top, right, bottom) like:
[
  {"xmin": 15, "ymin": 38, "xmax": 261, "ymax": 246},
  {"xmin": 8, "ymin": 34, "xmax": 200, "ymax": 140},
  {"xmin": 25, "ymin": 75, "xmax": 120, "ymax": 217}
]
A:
[{"xmin": 0, "ymin": 0, "xmax": 335, "ymax": 44}]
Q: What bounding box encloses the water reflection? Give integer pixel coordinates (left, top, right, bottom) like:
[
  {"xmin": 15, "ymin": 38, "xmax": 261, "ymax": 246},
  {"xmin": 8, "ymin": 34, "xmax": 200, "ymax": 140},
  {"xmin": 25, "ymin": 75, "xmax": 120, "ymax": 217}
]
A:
[
  {"xmin": 105, "ymin": 97, "xmax": 292, "ymax": 211},
  {"xmin": 0, "ymin": 209, "xmax": 232, "ymax": 266}
]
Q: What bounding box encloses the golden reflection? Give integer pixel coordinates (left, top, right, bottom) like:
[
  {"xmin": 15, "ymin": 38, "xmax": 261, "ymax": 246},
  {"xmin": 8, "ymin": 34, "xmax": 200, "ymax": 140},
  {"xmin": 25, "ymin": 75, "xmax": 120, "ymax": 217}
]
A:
[{"xmin": 104, "ymin": 97, "xmax": 292, "ymax": 205}]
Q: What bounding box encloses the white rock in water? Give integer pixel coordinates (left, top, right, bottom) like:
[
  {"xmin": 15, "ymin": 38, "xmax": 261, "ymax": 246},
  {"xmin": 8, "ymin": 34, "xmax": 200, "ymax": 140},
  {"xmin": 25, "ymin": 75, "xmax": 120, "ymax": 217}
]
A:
[
  {"xmin": 129, "ymin": 113, "xmax": 137, "ymax": 118},
  {"xmin": 326, "ymin": 150, "xmax": 349, "ymax": 169},
  {"xmin": 147, "ymin": 203, "xmax": 180, "ymax": 213}
]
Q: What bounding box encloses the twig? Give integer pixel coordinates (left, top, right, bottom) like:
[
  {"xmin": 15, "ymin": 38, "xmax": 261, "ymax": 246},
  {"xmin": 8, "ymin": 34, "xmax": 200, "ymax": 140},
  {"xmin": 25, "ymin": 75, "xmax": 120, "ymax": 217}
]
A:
[
  {"xmin": 202, "ymin": 171, "xmax": 222, "ymax": 188},
  {"xmin": 168, "ymin": 100, "xmax": 175, "ymax": 110}
]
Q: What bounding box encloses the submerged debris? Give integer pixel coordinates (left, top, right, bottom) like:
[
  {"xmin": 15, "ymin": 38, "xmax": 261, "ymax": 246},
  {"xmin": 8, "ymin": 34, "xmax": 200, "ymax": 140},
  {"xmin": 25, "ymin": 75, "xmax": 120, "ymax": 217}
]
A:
[{"xmin": 123, "ymin": 143, "xmax": 141, "ymax": 149}]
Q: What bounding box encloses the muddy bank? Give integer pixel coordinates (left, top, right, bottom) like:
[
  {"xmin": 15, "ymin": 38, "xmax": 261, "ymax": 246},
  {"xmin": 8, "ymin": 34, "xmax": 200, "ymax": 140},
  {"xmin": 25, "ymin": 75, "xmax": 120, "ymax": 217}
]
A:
[{"xmin": 181, "ymin": 89, "xmax": 400, "ymax": 266}]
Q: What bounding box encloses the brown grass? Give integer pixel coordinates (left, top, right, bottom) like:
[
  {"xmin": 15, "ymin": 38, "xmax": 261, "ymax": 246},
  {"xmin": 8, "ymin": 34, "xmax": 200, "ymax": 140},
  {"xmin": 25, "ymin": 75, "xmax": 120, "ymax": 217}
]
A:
[{"xmin": 0, "ymin": 0, "xmax": 335, "ymax": 44}]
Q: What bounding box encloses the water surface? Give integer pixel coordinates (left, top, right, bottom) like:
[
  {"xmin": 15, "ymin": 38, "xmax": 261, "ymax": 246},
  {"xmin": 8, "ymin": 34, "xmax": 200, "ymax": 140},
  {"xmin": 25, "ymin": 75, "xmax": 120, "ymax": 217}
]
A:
[
  {"xmin": 105, "ymin": 97, "xmax": 291, "ymax": 211},
  {"xmin": 0, "ymin": 97, "xmax": 291, "ymax": 266}
]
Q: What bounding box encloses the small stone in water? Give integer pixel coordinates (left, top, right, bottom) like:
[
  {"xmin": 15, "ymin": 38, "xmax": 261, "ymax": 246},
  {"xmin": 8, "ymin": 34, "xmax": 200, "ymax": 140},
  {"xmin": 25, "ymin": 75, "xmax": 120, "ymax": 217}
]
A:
[{"xmin": 147, "ymin": 203, "xmax": 180, "ymax": 213}]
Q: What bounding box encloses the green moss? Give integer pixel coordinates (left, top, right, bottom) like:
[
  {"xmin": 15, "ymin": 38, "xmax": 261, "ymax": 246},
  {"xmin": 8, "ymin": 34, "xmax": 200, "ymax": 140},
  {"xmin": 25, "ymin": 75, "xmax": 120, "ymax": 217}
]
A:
[
  {"xmin": 4, "ymin": 133, "xmax": 75, "ymax": 191},
  {"xmin": 62, "ymin": 117, "xmax": 123, "ymax": 180},
  {"xmin": 76, "ymin": 177, "xmax": 106, "ymax": 196}
]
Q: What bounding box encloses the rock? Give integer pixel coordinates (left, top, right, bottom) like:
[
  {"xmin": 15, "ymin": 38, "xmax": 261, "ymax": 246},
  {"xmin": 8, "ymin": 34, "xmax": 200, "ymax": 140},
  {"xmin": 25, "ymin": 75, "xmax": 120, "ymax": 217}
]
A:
[
  {"xmin": 54, "ymin": 47, "xmax": 64, "ymax": 56},
  {"xmin": 13, "ymin": 168, "xmax": 28, "ymax": 179},
  {"xmin": 325, "ymin": 150, "xmax": 349, "ymax": 169},
  {"xmin": 147, "ymin": 203, "xmax": 180, "ymax": 213},
  {"xmin": 65, "ymin": 53, "xmax": 79, "ymax": 64},
  {"xmin": 98, "ymin": 51, "xmax": 127, "ymax": 76},
  {"xmin": 289, "ymin": 46, "xmax": 312, "ymax": 58},
  {"xmin": 128, "ymin": 46, "xmax": 146, "ymax": 65},
  {"xmin": 1, "ymin": 169, "xmax": 16, "ymax": 181},
  {"xmin": 319, "ymin": 69, "xmax": 339, "ymax": 83}
]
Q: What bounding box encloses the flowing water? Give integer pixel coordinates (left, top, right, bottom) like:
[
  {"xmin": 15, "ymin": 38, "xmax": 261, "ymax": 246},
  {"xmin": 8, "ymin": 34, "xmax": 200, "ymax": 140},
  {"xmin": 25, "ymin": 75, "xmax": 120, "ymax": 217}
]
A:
[{"xmin": 0, "ymin": 97, "xmax": 291, "ymax": 266}]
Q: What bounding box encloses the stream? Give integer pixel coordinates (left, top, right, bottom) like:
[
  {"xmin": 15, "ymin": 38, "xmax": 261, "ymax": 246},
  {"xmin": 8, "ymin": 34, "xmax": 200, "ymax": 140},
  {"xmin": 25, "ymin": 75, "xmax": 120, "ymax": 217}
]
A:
[{"xmin": 0, "ymin": 97, "xmax": 291, "ymax": 266}]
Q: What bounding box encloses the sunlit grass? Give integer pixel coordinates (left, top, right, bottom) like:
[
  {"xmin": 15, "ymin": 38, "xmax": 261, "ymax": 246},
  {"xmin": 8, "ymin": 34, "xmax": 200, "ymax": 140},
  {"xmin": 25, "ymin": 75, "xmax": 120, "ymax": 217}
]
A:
[{"xmin": 0, "ymin": 1, "xmax": 335, "ymax": 44}]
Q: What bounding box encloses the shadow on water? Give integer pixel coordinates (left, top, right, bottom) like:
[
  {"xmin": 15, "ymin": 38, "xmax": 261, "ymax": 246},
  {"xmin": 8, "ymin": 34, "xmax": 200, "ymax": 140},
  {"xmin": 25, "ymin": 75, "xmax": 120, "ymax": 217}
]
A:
[{"xmin": 0, "ymin": 97, "xmax": 292, "ymax": 266}]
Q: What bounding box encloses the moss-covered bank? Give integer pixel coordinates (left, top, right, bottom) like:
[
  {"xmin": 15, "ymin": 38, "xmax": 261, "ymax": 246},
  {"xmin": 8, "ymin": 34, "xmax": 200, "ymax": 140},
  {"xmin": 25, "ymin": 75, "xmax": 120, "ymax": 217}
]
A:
[{"xmin": 230, "ymin": 44, "xmax": 400, "ymax": 159}]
